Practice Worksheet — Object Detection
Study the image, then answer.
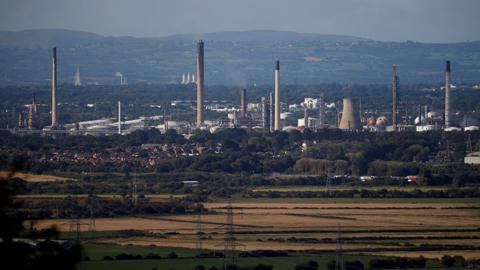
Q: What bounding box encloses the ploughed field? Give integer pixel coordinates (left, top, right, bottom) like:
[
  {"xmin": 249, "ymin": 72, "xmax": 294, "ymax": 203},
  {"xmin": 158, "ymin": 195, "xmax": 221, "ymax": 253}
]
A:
[{"xmin": 34, "ymin": 198, "xmax": 480, "ymax": 259}]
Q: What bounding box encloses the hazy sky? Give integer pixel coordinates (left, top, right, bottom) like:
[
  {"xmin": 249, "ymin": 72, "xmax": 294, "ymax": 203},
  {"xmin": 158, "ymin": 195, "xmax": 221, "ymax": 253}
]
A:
[{"xmin": 1, "ymin": 0, "xmax": 479, "ymax": 42}]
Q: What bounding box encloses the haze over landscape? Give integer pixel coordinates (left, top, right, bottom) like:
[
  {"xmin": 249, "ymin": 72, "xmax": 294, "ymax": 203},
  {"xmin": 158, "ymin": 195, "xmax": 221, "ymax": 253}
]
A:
[
  {"xmin": 1, "ymin": 0, "xmax": 480, "ymax": 43},
  {"xmin": 1, "ymin": 1, "xmax": 480, "ymax": 270}
]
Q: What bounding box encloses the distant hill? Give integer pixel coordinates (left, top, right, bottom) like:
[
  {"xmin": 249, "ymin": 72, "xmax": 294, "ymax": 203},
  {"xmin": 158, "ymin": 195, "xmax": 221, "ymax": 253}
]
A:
[
  {"xmin": 166, "ymin": 30, "xmax": 367, "ymax": 43},
  {"xmin": 0, "ymin": 29, "xmax": 104, "ymax": 48},
  {"xmin": 0, "ymin": 29, "xmax": 479, "ymax": 85}
]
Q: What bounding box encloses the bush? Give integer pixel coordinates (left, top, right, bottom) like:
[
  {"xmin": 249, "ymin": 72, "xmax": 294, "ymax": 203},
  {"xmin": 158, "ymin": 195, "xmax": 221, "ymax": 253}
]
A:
[
  {"xmin": 167, "ymin": 251, "xmax": 178, "ymax": 259},
  {"xmin": 145, "ymin": 253, "xmax": 161, "ymax": 259},
  {"xmin": 441, "ymin": 255, "xmax": 455, "ymax": 267},
  {"xmin": 344, "ymin": 260, "xmax": 364, "ymax": 270},
  {"xmin": 295, "ymin": 260, "xmax": 319, "ymax": 270},
  {"xmin": 115, "ymin": 253, "xmax": 142, "ymax": 260},
  {"xmin": 369, "ymin": 257, "xmax": 426, "ymax": 269}
]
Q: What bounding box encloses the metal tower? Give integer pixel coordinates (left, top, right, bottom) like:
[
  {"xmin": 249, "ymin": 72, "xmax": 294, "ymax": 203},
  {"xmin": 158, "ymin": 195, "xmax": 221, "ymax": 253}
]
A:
[
  {"xmin": 335, "ymin": 225, "xmax": 344, "ymax": 270},
  {"xmin": 195, "ymin": 207, "xmax": 203, "ymax": 254},
  {"xmin": 223, "ymin": 199, "xmax": 243, "ymax": 270}
]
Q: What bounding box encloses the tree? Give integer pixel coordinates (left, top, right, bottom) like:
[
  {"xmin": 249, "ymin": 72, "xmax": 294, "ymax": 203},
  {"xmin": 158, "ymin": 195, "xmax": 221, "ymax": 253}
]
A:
[
  {"xmin": 453, "ymin": 255, "xmax": 466, "ymax": 267},
  {"xmin": 441, "ymin": 255, "xmax": 455, "ymax": 267},
  {"xmin": 193, "ymin": 265, "xmax": 205, "ymax": 270},
  {"xmin": 0, "ymin": 165, "xmax": 82, "ymax": 270}
]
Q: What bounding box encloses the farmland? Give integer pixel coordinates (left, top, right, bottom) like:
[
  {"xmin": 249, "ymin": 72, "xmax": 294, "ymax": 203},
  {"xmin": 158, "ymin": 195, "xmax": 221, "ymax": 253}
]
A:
[{"xmin": 33, "ymin": 196, "xmax": 480, "ymax": 267}]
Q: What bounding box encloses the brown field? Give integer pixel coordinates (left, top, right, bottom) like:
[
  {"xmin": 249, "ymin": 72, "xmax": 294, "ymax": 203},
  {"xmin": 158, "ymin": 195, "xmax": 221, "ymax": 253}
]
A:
[
  {"xmin": 33, "ymin": 200, "xmax": 480, "ymax": 258},
  {"xmin": 0, "ymin": 171, "xmax": 74, "ymax": 182},
  {"xmin": 94, "ymin": 236, "xmax": 397, "ymax": 251}
]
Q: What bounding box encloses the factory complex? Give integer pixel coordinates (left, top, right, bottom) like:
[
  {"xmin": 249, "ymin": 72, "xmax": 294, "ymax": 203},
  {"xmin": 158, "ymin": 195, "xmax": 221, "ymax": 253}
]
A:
[{"xmin": 14, "ymin": 41, "xmax": 478, "ymax": 137}]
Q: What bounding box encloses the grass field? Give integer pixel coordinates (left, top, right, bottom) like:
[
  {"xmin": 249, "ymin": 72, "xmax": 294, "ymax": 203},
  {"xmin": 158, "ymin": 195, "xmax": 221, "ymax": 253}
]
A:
[
  {"xmin": 81, "ymin": 244, "xmax": 466, "ymax": 270},
  {"xmin": 16, "ymin": 193, "xmax": 185, "ymax": 200},
  {"xmin": 224, "ymin": 196, "xmax": 480, "ymax": 204},
  {"xmin": 250, "ymin": 185, "xmax": 457, "ymax": 192}
]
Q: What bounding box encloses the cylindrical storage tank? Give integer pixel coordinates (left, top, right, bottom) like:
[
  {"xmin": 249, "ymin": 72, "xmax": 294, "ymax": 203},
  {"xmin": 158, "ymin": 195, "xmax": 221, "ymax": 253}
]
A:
[
  {"xmin": 367, "ymin": 117, "xmax": 377, "ymax": 126},
  {"xmin": 376, "ymin": 116, "xmax": 387, "ymax": 126}
]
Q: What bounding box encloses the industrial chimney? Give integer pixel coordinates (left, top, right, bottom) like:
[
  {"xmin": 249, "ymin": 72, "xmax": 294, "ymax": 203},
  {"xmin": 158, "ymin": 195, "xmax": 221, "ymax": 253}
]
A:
[
  {"xmin": 118, "ymin": 101, "xmax": 122, "ymax": 135},
  {"xmin": 304, "ymin": 104, "xmax": 309, "ymax": 129},
  {"xmin": 51, "ymin": 47, "xmax": 58, "ymax": 127},
  {"xmin": 274, "ymin": 60, "xmax": 281, "ymax": 131},
  {"xmin": 392, "ymin": 64, "xmax": 399, "ymax": 131},
  {"xmin": 339, "ymin": 98, "xmax": 362, "ymax": 130},
  {"xmin": 318, "ymin": 93, "xmax": 325, "ymax": 127},
  {"xmin": 261, "ymin": 97, "xmax": 269, "ymax": 129},
  {"xmin": 269, "ymin": 92, "xmax": 275, "ymax": 132},
  {"xmin": 196, "ymin": 40, "xmax": 204, "ymax": 128},
  {"xmin": 445, "ymin": 61, "xmax": 451, "ymax": 128},
  {"xmin": 240, "ymin": 88, "xmax": 247, "ymax": 118}
]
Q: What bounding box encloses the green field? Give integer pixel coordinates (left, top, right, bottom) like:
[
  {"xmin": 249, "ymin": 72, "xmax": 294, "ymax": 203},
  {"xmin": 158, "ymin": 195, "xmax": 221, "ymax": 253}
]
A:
[
  {"xmin": 16, "ymin": 194, "xmax": 186, "ymax": 200},
  {"xmin": 251, "ymin": 185, "xmax": 457, "ymax": 192},
  {"xmin": 81, "ymin": 244, "xmax": 461, "ymax": 270},
  {"xmin": 223, "ymin": 196, "xmax": 480, "ymax": 204}
]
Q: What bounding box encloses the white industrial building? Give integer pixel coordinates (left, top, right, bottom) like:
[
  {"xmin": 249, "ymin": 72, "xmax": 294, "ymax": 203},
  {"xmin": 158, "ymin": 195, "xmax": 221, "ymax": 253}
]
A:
[{"xmin": 465, "ymin": 152, "xmax": 480, "ymax": 165}]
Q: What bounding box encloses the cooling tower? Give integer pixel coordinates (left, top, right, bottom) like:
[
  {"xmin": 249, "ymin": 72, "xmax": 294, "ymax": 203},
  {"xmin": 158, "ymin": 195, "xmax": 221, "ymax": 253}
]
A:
[
  {"xmin": 445, "ymin": 61, "xmax": 451, "ymax": 128},
  {"xmin": 339, "ymin": 98, "xmax": 362, "ymax": 130},
  {"xmin": 240, "ymin": 88, "xmax": 246, "ymax": 118},
  {"xmin": 51, "ymin": 47, "xmax": 58, "ymax": 127},
  {"xmin": 274, "ymin": 60, "xmax": 281, "ymax": 131},
  {"xmin": 196, "ymin": 40, "xmax": 204, "ymax": 128}
]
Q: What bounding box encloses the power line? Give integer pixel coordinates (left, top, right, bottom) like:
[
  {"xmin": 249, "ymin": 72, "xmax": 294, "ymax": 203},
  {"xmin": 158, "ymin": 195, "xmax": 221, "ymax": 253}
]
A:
[
  {"xmin": 195, "ymin": 206, "xmax": 203, "ymax": 254},
  {"xmin": 335, "ymin": 225, "xmax": 344, "ymax": 270}
]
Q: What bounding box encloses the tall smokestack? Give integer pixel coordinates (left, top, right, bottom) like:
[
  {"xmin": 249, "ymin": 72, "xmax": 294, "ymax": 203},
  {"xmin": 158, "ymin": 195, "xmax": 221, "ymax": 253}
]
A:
[
  {"xmin": 445, "ymin": 60, "xmax": 451, "ymax": 128},
  {"xmin": 274, "ymin": 60, "xmax": 281, "ymax": 131},
  {"xmin": 240, "ymin": 88, "xmax": 246, "ymax": 118},
  {"xmin": 51, "ymin": 47, "xmax": 58, "ymax": 127},
  {"xmin": 269, "ymin": 92, "xmax": 275, "ymax": 132},
  {"xmin": 118, "ymin": 101, "xmax": 121, "ymax": 135},
  {"xmin": 196, "ymin": 40, "xmax": 204, "ymax": 128},
  {"xmin": 318, "ymin": 93, "xmax": 325, "ymax": 127},
  {"xmin": 261, "ymin": 97, "xmax": 269, "ymax": 129},
  {"xmin": 392, "ymin": 64, "xmax": 398, "ymax": 131},
  {"xmin": 304, "ymin": 104, "xmax": 309, "ymax": 129}
]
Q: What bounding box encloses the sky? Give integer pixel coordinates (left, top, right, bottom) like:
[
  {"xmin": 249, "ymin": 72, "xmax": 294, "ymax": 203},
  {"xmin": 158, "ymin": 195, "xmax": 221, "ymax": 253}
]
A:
[{"xmin": 1, "ymin": 0, "xmax": 479, "ymax": 43}]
